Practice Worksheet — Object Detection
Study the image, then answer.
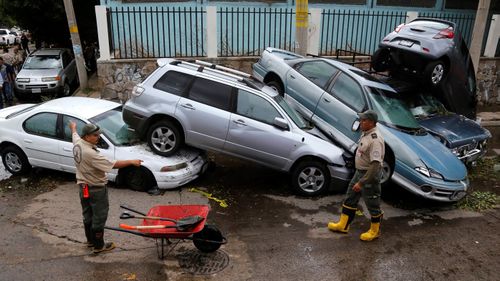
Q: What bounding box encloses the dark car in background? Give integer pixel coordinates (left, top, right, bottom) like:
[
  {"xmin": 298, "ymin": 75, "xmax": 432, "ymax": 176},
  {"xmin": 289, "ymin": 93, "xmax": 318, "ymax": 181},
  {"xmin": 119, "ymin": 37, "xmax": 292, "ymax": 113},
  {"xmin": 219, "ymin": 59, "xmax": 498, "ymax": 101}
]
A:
[
  {"xmin": 372, "ymin": 18, "xmax": 477, "ymax": 119},
  {"xmin": 14, "ymin": 48, "xmax": 79, "ymax": 101},
  {"xmin": 385, "ymin": 79, "xmax": 491, "ymax": 165}
]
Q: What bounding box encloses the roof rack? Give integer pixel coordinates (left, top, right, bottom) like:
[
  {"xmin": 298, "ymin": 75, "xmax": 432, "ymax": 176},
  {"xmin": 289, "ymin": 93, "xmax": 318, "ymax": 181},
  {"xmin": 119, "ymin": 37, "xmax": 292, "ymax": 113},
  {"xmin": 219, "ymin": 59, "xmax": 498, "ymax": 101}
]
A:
[{"xmin": 170, "ymin": 59, "xmax": 260, "ymax": 90}]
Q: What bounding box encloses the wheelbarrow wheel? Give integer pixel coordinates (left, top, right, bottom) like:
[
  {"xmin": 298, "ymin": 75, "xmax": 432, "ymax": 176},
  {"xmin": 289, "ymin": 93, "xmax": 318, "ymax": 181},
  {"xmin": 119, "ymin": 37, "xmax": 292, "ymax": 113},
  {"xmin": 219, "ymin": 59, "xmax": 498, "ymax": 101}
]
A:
[{"xmin": 193, "ymin": 224, "xmax": 223, "ymax": 253}]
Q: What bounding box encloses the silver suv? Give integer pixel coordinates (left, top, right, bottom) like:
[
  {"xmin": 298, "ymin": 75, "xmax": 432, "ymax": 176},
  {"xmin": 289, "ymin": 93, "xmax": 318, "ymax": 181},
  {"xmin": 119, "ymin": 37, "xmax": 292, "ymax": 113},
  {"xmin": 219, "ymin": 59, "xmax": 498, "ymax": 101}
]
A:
[
  {"xmin": 123, "ymin": 59, "xmax": 351, "ymax": 196},
  {"xmin": 15, "ymin": 48, "xmax": 78, "ymax": 100}
]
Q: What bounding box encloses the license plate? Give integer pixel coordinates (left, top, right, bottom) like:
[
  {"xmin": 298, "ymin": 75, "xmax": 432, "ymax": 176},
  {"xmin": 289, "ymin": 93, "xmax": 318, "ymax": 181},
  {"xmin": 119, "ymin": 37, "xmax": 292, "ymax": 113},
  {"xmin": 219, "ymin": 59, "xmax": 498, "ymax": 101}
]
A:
[
  {"xmin": 399, "ymin": 40, "xmax": 414, "ymax": 47},
  {"xmin": 31, "ymin": 88, "xmax": 41, "ymax": 93}
]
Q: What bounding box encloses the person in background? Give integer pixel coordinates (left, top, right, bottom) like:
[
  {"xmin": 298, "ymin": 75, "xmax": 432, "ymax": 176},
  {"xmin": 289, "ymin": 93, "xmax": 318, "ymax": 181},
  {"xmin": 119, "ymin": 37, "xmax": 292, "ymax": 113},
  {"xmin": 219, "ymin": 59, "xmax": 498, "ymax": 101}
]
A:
[
  {"xmin": 20, "ymin": 33, "xmax": 29, "ymax": 54},
  {"xmin": 0, "ymin": 57, "xmax": 14, "ymax": 107}
]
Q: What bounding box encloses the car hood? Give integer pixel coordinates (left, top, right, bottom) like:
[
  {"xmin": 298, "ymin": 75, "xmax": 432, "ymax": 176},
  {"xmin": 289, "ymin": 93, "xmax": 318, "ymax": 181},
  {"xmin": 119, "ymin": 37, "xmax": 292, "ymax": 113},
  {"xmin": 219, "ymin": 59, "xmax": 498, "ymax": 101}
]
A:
[
  {"xmin": 113, "ymin": 144, "xmax": 202, "ymax": 169},
  {"xmin": 18, "ymin": 68, "xmax": 61, "ymax": 79},
  {"xmin": 380, "ymin": 125, "xmax": 467, "ymax": 181},
  {"xmin": 418, "ymin": 114, "xmax": 491, "ymax": 147}
]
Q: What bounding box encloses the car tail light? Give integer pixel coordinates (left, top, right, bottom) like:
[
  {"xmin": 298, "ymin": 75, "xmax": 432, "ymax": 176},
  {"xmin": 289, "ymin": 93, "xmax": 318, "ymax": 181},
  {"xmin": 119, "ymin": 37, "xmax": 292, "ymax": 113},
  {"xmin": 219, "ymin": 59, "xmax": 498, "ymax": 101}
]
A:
[
  {"xmin": 394, "ymin": 23, "xmax": 404, "ymax": 33},
  {"xmin": 132, "ymin": 85, "xmax": 145, "ymax": 97},
  {"xmin": 433, "ymin": 27, "xmax": 454, "ymax": 39}
]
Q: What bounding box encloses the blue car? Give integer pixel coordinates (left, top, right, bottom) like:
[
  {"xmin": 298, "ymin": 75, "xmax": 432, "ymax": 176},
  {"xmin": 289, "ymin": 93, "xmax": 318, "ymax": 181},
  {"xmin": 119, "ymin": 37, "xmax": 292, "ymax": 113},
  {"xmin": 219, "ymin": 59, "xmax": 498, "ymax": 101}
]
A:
[
  {"xmin": 253, "ymin": 47, "xmax": 469, "ymax": 202},
  {"xmin": 389, "ymin": 82, "xmax": 492, "ymax": 165}
]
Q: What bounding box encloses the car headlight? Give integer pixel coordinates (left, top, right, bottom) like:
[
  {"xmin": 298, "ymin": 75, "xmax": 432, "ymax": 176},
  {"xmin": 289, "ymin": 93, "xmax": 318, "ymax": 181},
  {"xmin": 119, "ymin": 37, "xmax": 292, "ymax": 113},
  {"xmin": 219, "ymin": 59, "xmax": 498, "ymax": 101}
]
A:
[
  {"xmin": 42, "ymin": 76, "xmax": 61, "ymax": 82},
  {"xmin": 16, "ymin": 78, "xmax": 30, "ymax": 83},
  {"xmin": 415, "ymin": 166, "xmax": 443, "ymax": 180},
  {"xmin": 160, "ymin": 163, "xmax": 188, "ymax": 172}
]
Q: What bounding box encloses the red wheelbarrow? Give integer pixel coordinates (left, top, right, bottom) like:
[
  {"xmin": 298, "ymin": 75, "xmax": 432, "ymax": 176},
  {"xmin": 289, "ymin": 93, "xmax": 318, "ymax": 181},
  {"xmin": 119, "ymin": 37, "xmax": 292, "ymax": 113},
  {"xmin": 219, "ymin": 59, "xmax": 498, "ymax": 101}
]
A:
[{"xmin": 105, "ymin": 204, "xmax": 227, "ymax": 259}]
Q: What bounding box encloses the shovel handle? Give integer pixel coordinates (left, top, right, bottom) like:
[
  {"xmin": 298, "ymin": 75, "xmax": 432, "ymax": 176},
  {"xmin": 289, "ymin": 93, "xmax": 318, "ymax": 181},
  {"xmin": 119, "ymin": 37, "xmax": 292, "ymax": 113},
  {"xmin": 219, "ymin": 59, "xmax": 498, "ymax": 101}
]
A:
[{"xmin": 120, "ymin": 223, "xmax": 175, "ymax": 230}]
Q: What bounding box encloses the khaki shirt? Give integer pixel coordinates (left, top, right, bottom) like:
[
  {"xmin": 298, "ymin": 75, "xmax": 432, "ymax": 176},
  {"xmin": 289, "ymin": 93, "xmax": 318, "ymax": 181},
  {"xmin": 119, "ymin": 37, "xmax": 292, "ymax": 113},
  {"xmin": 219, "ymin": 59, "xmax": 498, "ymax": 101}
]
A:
[
  {"xmin": 355, "ymin": 127, "xmax": 385, "ymax": 170},
  {"xmin": 72, "ymin": 132, "xmax": 116, "ymax": 186}
]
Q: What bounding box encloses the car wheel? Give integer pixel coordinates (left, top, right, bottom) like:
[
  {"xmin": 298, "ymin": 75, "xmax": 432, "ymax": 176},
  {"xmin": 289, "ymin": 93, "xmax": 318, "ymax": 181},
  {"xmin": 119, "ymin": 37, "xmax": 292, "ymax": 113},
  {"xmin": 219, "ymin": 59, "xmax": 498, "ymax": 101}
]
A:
[
  {"xmin": 62, "ymin": 82, "xmax": 71, "ymax": 97},
  {"xmin": 371, "ymin": 48, "xmax": 391, "ymax": 72},
  {"xmin": 117, "ymin": 166, "xmax": 155, "ymax": 192},
  {"xmin": 291, "ymin": 160, "xmax": 331, "ymax": 196},
  {"xmin": 380, "ymin": 159, "xmax": 393, "ymax": 186},
  {"xmin": 147, "ymin": 120, "xmax": 183, "ymax": 157},
  {"xmin": 424, "ymin": 60, "xmax": 446, "ymax": 87},
  {"xmin": 1, "ymin": 146, "xmax": 31, "ymax": 176},
  {"xmin": 266, "ymin": 80, "xmax": 284, "ymax": 96},
  {"xmin": 193, "ymin": 224, "xmax": 224, "ymax": 253}
]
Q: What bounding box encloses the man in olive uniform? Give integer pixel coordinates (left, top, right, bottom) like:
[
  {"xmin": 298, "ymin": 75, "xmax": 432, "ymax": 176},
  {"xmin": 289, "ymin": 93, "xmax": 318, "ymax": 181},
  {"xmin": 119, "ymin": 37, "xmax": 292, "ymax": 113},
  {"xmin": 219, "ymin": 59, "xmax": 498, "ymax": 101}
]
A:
[
  {"xmin": 328, "ymin": 110, "xmax": 385, "ymax": 241},
  {"xmin": 70, "ymin": 121, "xmax": 142, "ymax": 253}
]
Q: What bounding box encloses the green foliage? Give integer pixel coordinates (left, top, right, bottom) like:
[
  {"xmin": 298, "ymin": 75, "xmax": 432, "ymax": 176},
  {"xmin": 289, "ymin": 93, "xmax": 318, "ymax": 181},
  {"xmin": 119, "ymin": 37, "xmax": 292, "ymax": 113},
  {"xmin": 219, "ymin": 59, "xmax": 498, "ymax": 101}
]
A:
[
  {"xmin": 456, "ymin": 191, "xmax": 499, "ymax": 212},
  {"xmin": 468, "ymin": 156, "xmax": 500, "ymax": 181}
]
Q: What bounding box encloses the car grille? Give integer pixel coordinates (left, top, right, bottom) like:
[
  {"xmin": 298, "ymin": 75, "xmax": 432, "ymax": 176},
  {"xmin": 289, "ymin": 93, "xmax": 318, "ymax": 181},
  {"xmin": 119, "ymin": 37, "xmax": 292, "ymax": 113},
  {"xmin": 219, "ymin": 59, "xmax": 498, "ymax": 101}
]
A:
[{"xmin": 25, "ymin": 84, "xmax": 50, "ymax": 90}]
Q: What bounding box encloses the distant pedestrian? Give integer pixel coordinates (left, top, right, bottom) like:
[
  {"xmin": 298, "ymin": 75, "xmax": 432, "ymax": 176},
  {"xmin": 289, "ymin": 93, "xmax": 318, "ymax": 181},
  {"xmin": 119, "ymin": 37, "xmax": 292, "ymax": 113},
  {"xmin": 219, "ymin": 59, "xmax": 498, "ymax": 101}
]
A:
[
  {"xmin": 69, "ymin": 121, "xmax": 143, "ymax": 254},
  {"xmin": 328, "ymin": 110, "xmax": 385, "ymax": 241},
  {"xmin": 0, "ymin": 57, "xmax": 14, "ymax": 106},
  {"xmin": 1, "ymin": 47, "xmax": 14, "ymax": 65},
  {"xmin": 0, "ymin": 70, "xmax": 3, "ymax": 109},
  {"xmin": 20, "ymin": 33, "xmax": 29, "ymax": 54}
]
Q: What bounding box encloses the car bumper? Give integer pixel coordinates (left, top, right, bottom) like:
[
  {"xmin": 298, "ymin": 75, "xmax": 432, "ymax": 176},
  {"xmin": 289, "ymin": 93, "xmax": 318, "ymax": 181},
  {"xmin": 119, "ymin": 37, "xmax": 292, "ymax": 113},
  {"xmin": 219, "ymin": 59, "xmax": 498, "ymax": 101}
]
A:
[
  {"xmin": 15, "ymin": 83, "xmax": 63, "ymax": 96},
  {"xmin": 122, "ymin": 105, "xmax": 149, "ymax": 137},
  {"xmin": 154, "ymin": 153, "xmax": 208, "ymax": 189},
  {"xmin": 252, "ymin": 62, "xmax": 266, "ymax": 82},
  {"xmin": 392, "ymin": 162, "xmax": 468, "ymax": 202}
]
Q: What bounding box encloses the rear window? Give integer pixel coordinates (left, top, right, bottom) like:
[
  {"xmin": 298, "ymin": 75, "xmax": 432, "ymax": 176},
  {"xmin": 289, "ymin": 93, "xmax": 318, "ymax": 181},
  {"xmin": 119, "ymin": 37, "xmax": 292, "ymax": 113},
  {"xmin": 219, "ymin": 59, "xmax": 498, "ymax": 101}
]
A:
[
  {"xmin": 153, "ymin": 71, "xmax": 193, "ymax": 96},
  {"xmin": 408, "ymin": 20, "xmax": 452, "ymax": 30}
]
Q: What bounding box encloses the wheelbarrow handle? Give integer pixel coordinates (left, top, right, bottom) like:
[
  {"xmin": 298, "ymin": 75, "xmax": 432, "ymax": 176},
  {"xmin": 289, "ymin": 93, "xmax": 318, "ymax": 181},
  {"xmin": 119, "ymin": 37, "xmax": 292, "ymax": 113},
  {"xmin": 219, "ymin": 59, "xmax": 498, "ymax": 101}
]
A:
[
  {"xmin": 120, "ymin": 204, "xmax": 147, "ymax": 216},
  {"xmin": 120, "ymin": 212, "xmax": 177, "ymax": 223}
]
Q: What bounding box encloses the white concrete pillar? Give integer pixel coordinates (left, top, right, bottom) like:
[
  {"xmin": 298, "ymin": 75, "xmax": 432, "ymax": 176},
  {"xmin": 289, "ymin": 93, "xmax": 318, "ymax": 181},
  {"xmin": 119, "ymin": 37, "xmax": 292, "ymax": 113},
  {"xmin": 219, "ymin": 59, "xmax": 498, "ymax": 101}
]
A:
[
  {"xmin": 95, "ymin": 5, "xmax": 111, "ymax": 60},
  {"xmin": 406, "ymin": 11, "xmax": 418, "ymax": 24},
  {"xmin": 206, "ymin": 6, "xmax": 218, "ymax": 58},
  {"xmin": 484, "ymin": 14, "xmax": 500, "ymax": 57},
  {"xmin": 307, "ymin": 8, "xmax": 322, "ymax": 56}
]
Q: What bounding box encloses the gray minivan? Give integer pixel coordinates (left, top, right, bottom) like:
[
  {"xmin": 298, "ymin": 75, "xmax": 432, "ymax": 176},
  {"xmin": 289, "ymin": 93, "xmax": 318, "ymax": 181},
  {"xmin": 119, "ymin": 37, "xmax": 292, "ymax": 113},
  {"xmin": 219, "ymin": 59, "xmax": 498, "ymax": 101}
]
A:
[
  {"xmin": 122, "ymin": 59, "xmax": 352, "ymax": 196},
  {"xmin": 15, "ymin": 48, "xmax": 78, "ymax": 100}
]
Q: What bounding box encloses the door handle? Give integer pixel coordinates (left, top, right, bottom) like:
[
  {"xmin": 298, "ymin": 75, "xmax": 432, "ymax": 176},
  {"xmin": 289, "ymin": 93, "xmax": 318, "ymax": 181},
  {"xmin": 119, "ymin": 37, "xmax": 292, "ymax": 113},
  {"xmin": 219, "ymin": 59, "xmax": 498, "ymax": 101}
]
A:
[
  {"xmin": 180, "ymin": 103, "xmax": 195, "ymax": 110},
  {"xmin": 63, "ymin": 147, "xmax": 72, "ymax": 152},
  {"xmin": 290, "ymin": 75, "xmax": 296, "ymax": 79},
  {"xmin": 323, "ymin": 98, "xmax": 331, "ymax": 103},
  {"xmin": 233, "ymin": 119, "xmax": 247, "ymax": 126},
  {"xmin": 23, "ymin": 139, "xmax": 33, "ymax": 144}
]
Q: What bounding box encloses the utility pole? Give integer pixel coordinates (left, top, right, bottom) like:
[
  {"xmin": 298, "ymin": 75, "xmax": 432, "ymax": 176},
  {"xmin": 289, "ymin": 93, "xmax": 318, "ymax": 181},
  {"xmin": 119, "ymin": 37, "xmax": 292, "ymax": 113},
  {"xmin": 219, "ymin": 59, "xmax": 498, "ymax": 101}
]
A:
[
  {"xmin": 295, "ymin": 0, "xmax": 308, "ymax": 56},
  {"xmin": 63, "ymin": 0, "xmax": 88, "ymax": 89},
  {"xmin": 470, "ymin": 0, "xmax": 492, "ymax": 73}
]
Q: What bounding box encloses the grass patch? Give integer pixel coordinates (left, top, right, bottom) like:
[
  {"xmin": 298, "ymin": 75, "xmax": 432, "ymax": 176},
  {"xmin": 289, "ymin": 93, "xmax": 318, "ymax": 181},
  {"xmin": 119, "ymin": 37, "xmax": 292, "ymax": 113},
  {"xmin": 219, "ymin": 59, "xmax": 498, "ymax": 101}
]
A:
[
  {"xmin": 456, "ymin": 191, "xmax": 499, "ymax": 212},
  {"xmin": 82, "ymin": 87, "xmax": 96, "ymax": 94},
  {"xmin": 468, "ymin": 156, "xmax": 500, "ymax": 181}
]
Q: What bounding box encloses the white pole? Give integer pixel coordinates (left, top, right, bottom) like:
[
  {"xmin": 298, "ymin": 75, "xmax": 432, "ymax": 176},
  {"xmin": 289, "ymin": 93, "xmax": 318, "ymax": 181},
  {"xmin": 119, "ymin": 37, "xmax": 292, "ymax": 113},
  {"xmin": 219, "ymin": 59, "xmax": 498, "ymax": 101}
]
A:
[
  {"xmin": 206, "ymin": 6, "xmax": 217, "ymax": 58},
  {"xmin": 484, "ymin": 14, "xmax": 500, "ymax": 57},
  {"xmin": 95, "ymin": 5, "xmax": 111, "ymax": 61}
]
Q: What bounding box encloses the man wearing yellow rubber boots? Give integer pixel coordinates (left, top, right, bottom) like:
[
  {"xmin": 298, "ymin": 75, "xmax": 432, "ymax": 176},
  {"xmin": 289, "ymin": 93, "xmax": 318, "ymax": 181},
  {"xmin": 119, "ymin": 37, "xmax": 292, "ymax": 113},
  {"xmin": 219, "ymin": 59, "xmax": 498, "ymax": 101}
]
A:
[{"xmin": 328, "ymin": 110, "xmax": 385, "ymax": 241}]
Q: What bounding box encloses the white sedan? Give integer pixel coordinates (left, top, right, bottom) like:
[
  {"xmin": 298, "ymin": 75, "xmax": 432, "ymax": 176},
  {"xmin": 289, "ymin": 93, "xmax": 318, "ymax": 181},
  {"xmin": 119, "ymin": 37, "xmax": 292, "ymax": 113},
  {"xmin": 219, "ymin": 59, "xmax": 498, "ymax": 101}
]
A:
[{"xmin": 0, "ymin": 97, "xmax": 208, "ymax": 191}]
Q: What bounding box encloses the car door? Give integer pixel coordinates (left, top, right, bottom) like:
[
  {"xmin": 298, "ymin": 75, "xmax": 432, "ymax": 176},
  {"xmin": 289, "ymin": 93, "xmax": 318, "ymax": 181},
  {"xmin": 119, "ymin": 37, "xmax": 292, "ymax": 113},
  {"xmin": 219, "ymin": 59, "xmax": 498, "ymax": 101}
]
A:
[
  {"xmin": 175, "ymin": 76, "xmax": 233, "ymax": 151},
  {"xmin": 62, "ymin": 51, "xmax": 76, "ymax": 83},
  {"xmin": 285, "ymin": 61, "xmax": 339, "ymax": 120},
  {"xmin": 224, "ymin": 89, "xmax": 298, "ymax": 169},
  {"xmin": 313, "ymin": 72, "xmax": 367, "ymax": 153},
  {"xmin": 59, "ymin": 115, "xmax": 114, "ymax": 174},
  {"xmin": 22, "ymin": 112, "xmax": 62, "ymax": 169}
]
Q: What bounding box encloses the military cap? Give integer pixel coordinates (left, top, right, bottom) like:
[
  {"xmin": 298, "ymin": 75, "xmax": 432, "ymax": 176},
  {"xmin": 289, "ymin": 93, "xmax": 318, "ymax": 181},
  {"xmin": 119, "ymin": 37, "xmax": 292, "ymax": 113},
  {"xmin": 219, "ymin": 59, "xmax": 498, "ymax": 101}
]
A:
[
  {"xmin": 358, "ymin": 110, "xmax": 378, "ymax": 123},
  {"xmin": 82, "ymin": 123, "xmax": 101, "ymax": 136}
]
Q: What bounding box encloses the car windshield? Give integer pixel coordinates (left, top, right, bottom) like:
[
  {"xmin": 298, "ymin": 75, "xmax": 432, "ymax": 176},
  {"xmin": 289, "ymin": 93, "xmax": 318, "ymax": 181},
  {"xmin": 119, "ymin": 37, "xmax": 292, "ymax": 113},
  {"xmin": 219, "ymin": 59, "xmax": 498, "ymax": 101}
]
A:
[
  {"xmin": 273, "ymin": 95, "xmax": 310, "ymax": 129},
  {"xmin": 23, "ymin": 55, "xmax": 62, "ymax": 69},
  {"xmin": 89, "ymin": 107, "xmax": 140, "ymax": 146},
  {"xmin": 366, "ymin": 87, "xmax": 421, "ymax": 130},
  {"xmin": 401, "ymin": 93, "xmax": 449, "ymax": 119}
]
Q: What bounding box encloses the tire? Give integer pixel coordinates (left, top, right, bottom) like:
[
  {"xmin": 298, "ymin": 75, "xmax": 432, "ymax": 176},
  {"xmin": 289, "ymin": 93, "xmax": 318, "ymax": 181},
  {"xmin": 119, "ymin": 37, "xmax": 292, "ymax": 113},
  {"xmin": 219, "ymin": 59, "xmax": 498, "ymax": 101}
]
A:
[
  {"xmin": 371, "ymin": 48, "xmax": 391, "ymax": 72},
  {"xmin": 61, "ymin": 82, "xmax": 71, "ymax": 97},
  {"xmin": 291, "ymin": 160, "xmax": 331, "ymax": 196},
  {"xmin": 117, "ymin": 166, "xmax": 156, "ymax": 192},
  {"xmin": 266, "ymin": 80, "xmax": 284, "ymax": 96},
  {"xmin": 380, "ymin": 151, "xmax": 395, "ymax": 188},
  {"xmin": 147, "ymin": 120, "xmax": 183, "ymax": 157},
  {"xmin": 193, "ymin": 224, "xmax": 224, "ymax": 253},
  {"xmin": 424, "ymin": 60, "xmax": 446, "ymax": 87},
  {"xmin": 1, "ymin": 146, "xmax": 31, "ymax": 176}
]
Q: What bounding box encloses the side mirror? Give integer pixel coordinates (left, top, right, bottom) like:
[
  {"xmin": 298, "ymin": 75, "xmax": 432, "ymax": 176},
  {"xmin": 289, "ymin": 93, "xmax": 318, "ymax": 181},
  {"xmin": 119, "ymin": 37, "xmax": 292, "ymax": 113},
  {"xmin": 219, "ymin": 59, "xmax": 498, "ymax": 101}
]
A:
[
  {"xmin": 352, "ymin": 120, "xmax": 360, "ymax": 131},
  {"xmin": 273, "ymin": 117, "xmax": 289, "ymax": 130}
]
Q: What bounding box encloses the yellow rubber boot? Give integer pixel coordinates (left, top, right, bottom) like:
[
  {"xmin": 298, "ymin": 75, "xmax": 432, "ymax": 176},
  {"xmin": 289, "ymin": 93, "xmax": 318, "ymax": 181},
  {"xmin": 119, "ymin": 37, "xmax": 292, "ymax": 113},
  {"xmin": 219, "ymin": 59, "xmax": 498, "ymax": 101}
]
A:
[
  {"xmin": 328, "ymin": 205, "xmax": 356, "ymax": 233},
  {"xmin": 360, "ymin": 214, "xmax": 382, "ymax": 241}
]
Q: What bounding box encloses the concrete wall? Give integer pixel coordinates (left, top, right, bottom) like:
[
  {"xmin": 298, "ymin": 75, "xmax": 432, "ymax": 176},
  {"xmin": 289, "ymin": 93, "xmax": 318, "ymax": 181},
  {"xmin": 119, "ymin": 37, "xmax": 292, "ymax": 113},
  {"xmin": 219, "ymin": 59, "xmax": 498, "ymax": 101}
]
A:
[{"xmin": 97, "ymin": 57, "xmax": 500, "ymax": 107}]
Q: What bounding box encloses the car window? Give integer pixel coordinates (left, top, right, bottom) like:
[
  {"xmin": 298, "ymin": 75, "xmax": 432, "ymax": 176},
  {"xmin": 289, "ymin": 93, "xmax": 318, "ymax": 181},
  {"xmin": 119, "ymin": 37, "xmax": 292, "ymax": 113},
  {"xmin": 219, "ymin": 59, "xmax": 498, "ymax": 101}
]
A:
[
  {"xmin": 62, "ymin": 52, "xmax": 72, "ymax": 68},
  {"xmin": 0, "ymin": 30, "xmax": 6, "ymax": 35},
  {"xmin": 236, "ymin": 89, "xmax": 282, "ymax": 124},
  {"xmin": 62, "ymin": 115, "xmax": 86, "ymax": 142},
  {"xmin": 89, "ymin": 107, "xmax": 140, "ymax": 146},
  {"xmin": 188, "ymin": 77, "xmax": 233, "ymax": 111},
  {"xmin": 328, "ymin": 72, "xmax": 366, "ymax": 112},
  {"xmin": 296, "ymin": 61, "xmax": 339, "ymax": 89},
  {"xmin": 23, "ymin": 112, "xmax": 58, "ymax": 138},
  {"xmin": 153, "ymin": 71, "xmax": 193, "ymax": 96}
]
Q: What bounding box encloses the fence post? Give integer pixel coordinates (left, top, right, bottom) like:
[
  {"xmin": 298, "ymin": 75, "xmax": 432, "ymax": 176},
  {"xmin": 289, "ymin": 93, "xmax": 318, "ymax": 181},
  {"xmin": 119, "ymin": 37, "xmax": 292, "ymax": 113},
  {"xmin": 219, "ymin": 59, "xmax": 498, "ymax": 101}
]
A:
[
  {"xmin": 484, "ymin": 14, "xmax": 500, "ymax": 57},
  {"xmin": 406, "ymin": 11, "xmax": 418, "ymax": 24},
  {"xmin": 470, "ymin": 0, "xmax": 492, "ymax": 72},
  {"xmin": 95, "ymin": 5, "xmax": 111, "ymax": 60},
  {"xmin": 206, "ymin": 6, "xmax": 217, "ymax": 58},
  {"xmin": 307, "ymin": 8, "xmax": 322, "ymax": 56}
]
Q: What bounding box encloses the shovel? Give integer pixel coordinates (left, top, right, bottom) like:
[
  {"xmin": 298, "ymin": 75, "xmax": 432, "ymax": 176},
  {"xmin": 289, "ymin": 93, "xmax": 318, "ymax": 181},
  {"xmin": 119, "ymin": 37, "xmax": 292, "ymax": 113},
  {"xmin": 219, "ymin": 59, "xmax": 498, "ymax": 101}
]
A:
[{"xmin": 119, "ymin": 214, "xmax": 204, "ymax": 231}]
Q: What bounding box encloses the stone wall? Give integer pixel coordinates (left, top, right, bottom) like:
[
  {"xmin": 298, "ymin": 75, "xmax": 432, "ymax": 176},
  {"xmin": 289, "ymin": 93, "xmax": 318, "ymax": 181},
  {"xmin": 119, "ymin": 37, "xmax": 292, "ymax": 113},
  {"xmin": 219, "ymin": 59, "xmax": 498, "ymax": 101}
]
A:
[{"xmin": 97, "ymin": 57, "xmax": 500, "ymax": 107}]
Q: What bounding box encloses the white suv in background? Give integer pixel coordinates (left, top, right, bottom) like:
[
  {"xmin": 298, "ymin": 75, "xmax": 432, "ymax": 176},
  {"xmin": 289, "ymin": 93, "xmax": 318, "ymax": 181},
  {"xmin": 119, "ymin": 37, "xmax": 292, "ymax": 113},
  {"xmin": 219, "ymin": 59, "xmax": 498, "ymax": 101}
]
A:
[
  {"xmin": 122, "ymin": 59, "xmax": 352, "ymax": 196},
  {"xmin": 0, "ymin": 29, "xmax": 16, "ymax": 45}
]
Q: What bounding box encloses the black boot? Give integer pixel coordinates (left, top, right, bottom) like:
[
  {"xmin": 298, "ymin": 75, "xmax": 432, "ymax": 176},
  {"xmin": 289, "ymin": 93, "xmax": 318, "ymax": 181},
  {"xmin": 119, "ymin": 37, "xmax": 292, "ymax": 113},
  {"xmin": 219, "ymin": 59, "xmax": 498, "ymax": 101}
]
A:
[
  {"xmin": 93, "ymin": 230, "xmax": 115, "ymax": 254},
  {"xmin": 84, "ymin": 223, "xmax": 93, "ymax": 247}
]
